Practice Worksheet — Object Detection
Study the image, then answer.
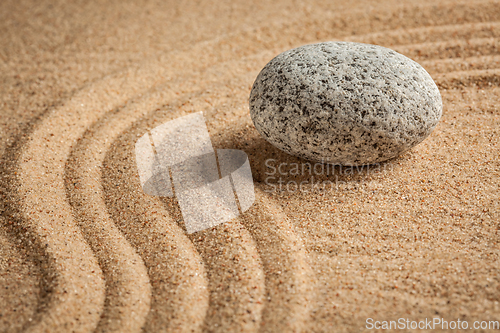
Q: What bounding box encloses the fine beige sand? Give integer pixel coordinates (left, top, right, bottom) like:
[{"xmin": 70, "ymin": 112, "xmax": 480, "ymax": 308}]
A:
[{"xmin": 1, "ymin": 0, "xmax": 499, "ymax": 332}]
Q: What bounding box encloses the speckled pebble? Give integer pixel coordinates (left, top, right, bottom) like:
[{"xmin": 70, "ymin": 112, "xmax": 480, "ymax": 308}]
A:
[{"xmin": 249, "ymin": 41, "xmax": 442, "ymax": 165}]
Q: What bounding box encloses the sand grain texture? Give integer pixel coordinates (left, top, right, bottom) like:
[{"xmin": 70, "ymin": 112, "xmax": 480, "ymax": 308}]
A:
[{"xmin": 0, "ymin": 0, "xmax": 499, "ymax": 332}]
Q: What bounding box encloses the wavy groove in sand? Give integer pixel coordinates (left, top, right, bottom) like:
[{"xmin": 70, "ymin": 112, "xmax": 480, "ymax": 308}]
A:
[
  {"xmin": 101, "ymin": 89, "xmax": 266, "ymax": 332},
  {"xmin": 11, "ymin": 50, "xmax": 215, "ymax": 332},
  {"xmin": 69, "ymin": 87, "xmax": 211, "ymax": 332},
  {"xmin": 393, "ymin": 37, "xmax": 500, "ymax": 60},
  {"xmin": 420, "ymin": 55, "xmax": 500, "ymax": 74},
  {"xmin": 347, "ymin": 22, "xmax": 500, "ymax": 46},
  {"xmin": 15, "ymin": 75, "xmax": 145, "ymax": 332},
  {"xmin": 65, "ymin": 111, "xmax": 152, "ymax": 332},
  {"xmin": 347, "ymin": 18, "xmax": 500, "ymax": 89},
  {"xmin": 240, "ymin": 188, "xmax": 314, "ymax": 333}
]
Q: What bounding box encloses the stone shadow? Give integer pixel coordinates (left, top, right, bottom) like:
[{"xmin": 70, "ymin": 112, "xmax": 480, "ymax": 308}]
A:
[{"xmin": 210, "ymin": 120, "xmax": 407, "ymax": 193}]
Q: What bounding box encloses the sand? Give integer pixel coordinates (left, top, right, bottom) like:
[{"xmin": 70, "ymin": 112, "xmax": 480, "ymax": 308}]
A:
[{"xmin": 0, "ymin": 0, "xmax": 499, "ymax": 332}]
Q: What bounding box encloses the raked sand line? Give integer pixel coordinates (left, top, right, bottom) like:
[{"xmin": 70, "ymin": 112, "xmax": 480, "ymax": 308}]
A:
[
  {"xmin": 102, "ymin": 90, "xmax": 266, "ymax": 331},
  {"xmin": 103, "ymin": 148, "xmax": 265, "ymax": 333},
  {"xmin": 98, "ymin": 51, "xmax": 313, "ymax": 330},
  {"xmin": 98, "ymin": 47, "xmax": 322, "ymax": 331},
  {"xmin": 435, "ymin": 68, "xmax": 500, "ymax": 89},
  {"xmin": 0, "ymin": 220, "xmax": 41, "ymax": 333},
  {"xmin": 0, "ymin": 126, "xmax": 49, "ymax": 333},
  {"xmin": 392, "ymin": 37, "xmax": 500, "ymax": 61},
  {"xmin": 62, "ymin": 52, "xmax": 254, "ymax": 333},
  {"xmin": 420, "ymin": 55, "xmax": 500, "ymax": 74},
  {"xmin": 65, "ymin": 110, "xmax": 152, "ymax": 332},
  {"xmin": 12, "ymin": 18, "xmax": 287, "ymax": 329},
  {"xmin": 346, "ymin": 22, "xmax": 500, "ymax": 46},
  {"xmin": 15, "ymin": 73, "xmax": 150, "ymax": 333},
  {"xmin": 72, "ymin": 88, "xmax": 211, "ymax": 332},
  {"xmin": 13, "ymin": 45, "xmax": 230, "ymax": 332},
  {"xmin": 94, "ymin": 49, "xmax": 284, "ymax": 331},
  {"xmin": 102, "ymin": 142, "xmax": 209, "ymax": 333},
  {"xmin": 130, "ymin": 62, "xmax": 317, "ymax": 331},
  {"xmin": 182, "ymin": 215, "xmax": 265, "ymax": 332},
  {"xmin": 14, "ymin": 70, "xmax": 201, "ymax": 332},
  {"xmin": 346, "ymin": 17, "xmax": 500, "ymax": 89},
  {"xmin": 240, "ymin": 187, "xmax": 314, "ymax": 333},
  {"xmin": 61, "ymin": 46, "xmax": 256, "ymax": 333}
]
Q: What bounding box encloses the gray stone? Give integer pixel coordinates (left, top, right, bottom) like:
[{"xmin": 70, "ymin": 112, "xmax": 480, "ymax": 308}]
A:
[{"xmin": 249, "ymin": 41, "xmax": 442, "ymax": 165}]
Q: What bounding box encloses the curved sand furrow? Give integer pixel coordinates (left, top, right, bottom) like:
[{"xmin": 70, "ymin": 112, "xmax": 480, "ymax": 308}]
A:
[
  {"xmin": 347, "ymin": 21, "xmax": 500, "ymax": 46},
  {"xmin": 14, "ymin": 80, "xmax": 139, "ymax": 332},
  {"xmin": 420, "ymin": 55, "xmax": 500, "ymax": 74},
  {"xmin": 209, "ymin": 119, "xmax": 318, "ymax": 333},
  {"xmin": 182, "ymin": 216, "xmax": 266, "ymax": 333},
  {"xmin": 392, "ymin": 37, "xmax": 500, "ymax": 61},
  {"xmin": 0, "ymin": 128, "xmax": 49, "ymax": 333},
  {"xmin": 96, "ymin": 46, "xmax": 322, "ymax": 329},
  {"xmin": 238, "ymin": 187, "xmax": 314, "ymax": 333},
  {"xmin": 93, "ymin": 49, "xmax": 289, "ymax": 331},
  {"xmin": 70, "ymin": 88, "xmax": 211, "ymax": 333},
  {"xmin": 60, "ymin": 49, "xmax": 260, "ymax": 333},
  {"xmin": 7, "ymin": 12, "xmax": 308, "ymax": 329},
  {"xmin": 435, "ymin": 68, "xmax": 500, "ymax": 89},
  {"xmin": 102, "ymin": 158, "xmax": 210, "ymax": 333},
  {"xmin": 101, "ymin": 157, "xmax": 209, "ymax": 333},
  {"xmin": 101, "ymin": 90, "xmax": 267, "ymax": 331},
  {"xmin": 65, "ymin": 112, "xmax": 152, "ymax": 332},
  {"xmin": 12, "ymin": 56, "xmax": 204, "ymax": 332},
  {"xmin": 97, "ymin": 47, "xmax": 331, "ymax": 331},
  {"xmin": 0, "ymin": 221, "xmax": 40, "ymax": 333},
  {"xmin": 131, "ymin": 64, "xmax": 319, "ymax": 331},
  {"xmin": 12, "ymin": 69, "xmax": 200, "ymax": 332}
]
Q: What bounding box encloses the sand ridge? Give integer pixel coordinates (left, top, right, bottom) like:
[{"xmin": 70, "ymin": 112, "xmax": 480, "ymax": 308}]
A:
[{"xmin": 1, "ymin": 0, "xmax": 499, "ymax": 332}]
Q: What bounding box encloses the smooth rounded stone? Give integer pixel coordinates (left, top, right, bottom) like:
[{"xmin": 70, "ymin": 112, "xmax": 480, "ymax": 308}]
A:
[{"xmin": 249, "ymin": 41, "xmax": 442, "ymax": 165}]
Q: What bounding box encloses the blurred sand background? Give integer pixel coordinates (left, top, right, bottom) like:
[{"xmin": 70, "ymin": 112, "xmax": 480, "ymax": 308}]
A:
[{"xmin": 0, "ymin": 0, "xmax": 499, "ymax": 332}]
